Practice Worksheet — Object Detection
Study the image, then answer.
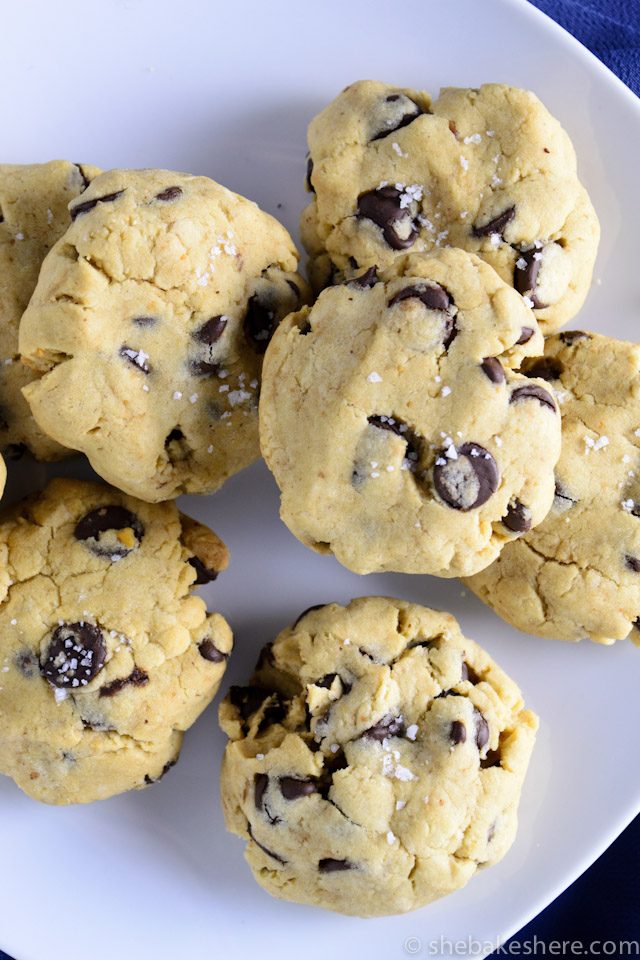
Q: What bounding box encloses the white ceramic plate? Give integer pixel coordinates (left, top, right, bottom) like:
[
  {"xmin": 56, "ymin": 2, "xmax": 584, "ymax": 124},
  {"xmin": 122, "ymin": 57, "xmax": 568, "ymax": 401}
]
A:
[{"xmin": 1, "ymin": 1, "xmax": 639, "ymax": 957}]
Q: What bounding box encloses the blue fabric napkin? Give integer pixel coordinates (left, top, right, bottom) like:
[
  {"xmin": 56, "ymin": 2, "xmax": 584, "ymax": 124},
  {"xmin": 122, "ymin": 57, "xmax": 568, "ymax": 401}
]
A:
[{"xmin": 530, "ymin": 0, "xmax": 640, "ymax": 95}]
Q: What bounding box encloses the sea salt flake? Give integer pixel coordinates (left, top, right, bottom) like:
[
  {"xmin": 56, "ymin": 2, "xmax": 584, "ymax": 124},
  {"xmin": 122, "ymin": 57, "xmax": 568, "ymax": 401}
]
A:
[
  {"xmin": 367, "ymin": 371, "xmax": 383, "ymax": 383},
  {"xmin": 256, "ymin": 753, "xmax": 264, "ymax": 760},
  {"xmin": 405, "ymin": 724, "xmax": 419, "ymax": 741},
  {"xmin": 386, "ymin": 831, "xmax": 396, "ymax": 845},
  {"xmin": 440, "ymin": 385, "xmax": 451, "ymax": 397},
  {"xmin": 173, "ymin": 390, "xmax": 182, "ymax": 400},
  {"xmin": 330, "ymin": 743, "xmax": 340, "ymax": 754},
  {"xmin": 189, "ymin": 393, "xmax": 198, "ymax": 404},
  {"xmin": 489, "ymin": 233, "xmax": 501, "ymax": 248},
  {"xmin": 395, "ymin": 764, "xmax": 417, "ymax": 782},
  {"xmin": 391, "ymin": 142, "xmax": 407, "ymax": 157},
  {"xmin": 396, "ymin": 799, "xmax": 406, "ymax": 810},
  {"xmin": 459, "ymin": 156, "xmax": 469, "ymax": 171},
  {"xmin": 463, "ymin": 133, "xmax": 482, "ymax": 144},
  {"xmin": 522, "ymin": 295, "xmax": 534, "ymax": 308}
]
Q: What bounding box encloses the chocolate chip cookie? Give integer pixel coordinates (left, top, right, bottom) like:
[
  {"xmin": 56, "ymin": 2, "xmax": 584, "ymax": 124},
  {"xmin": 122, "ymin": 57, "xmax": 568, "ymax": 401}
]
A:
[
  {"xmin": 19, "ymin": 168, "xmax": 308, "ymax": 501},
  {"xmin": 0, "ymin": 160, "xmax": 100, "ymax": 459},
  {"xmin": 0, "ymin": 477, "xmax": 232, "ymax": 803},
  {"xmin": 260, "ymin": 248, "xmax": 561, "ymax": 577},
  {"xmin": 219, "ymin": 597, "xmax": 537, "ymax": 917},
  {"xmin": 466, "ymin": 331, "xmax": 640, "ymax": 645},
  {"xmin": 302, "ymin": 80, "xmax": 599, "ymax": 334}
]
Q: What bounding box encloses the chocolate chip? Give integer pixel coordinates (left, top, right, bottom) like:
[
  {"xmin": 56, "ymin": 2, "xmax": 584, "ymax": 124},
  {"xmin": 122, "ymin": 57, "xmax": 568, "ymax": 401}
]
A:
[
  {"xmin": 559, "ymin": 330, "xmax": 591, "ymax": 345},
  {"xmin": 244, "ymin": 295, "xmax": 277, "ymax": 353},
  {"xmin": 198, "ymin": 639, "xmax": 226, "ymax": 662},
  {"xmin": 481, "ymin": 357, "xmax": 505, "ymax": 384},
  {"xmin": 626, "ymin": 556, "xmax": 640, "ymax": 572},
  {"xmin": 293, "ymin": 604, "xmax": 326, "ymax": 628},
  {"xmin": 74, "ymin": 505, "xmax": 144, "ymax": 558},
  {"xmin": 132, "ymin": 315, "xmax": 157, "ymax": 327},
  {"xmin": 299, "ymin": 320, "xmax": 312, "ymax": 335},
  {"xmin": 461, "ymin": 661, "xmax": 481, "ymax": 685},
  {"xmin": 510, "ymin": 384, "xmax": 556, "ymax": 411},
  {"xmin": 144, "ymin": 758, "xmax": 177, "ymax": 785},
  {"xmin": 41, "ymin": 622, "xmax": 107, "ymax": 688},
  {"xmin": 120, "ymin": 345, "xmax": 151, "ymax": 374},
  {"xmin": 357, "ymin": 186, "xmax": 418, "ymax": 250},
  {"xmin": 524, "ymin": 358, "xmax": 563, "ymax": 381},
  {"xmin": 363, "ymin": 715, "xmax": 404, "ymax": 741},
  {"xmin": 165, "ymin": 427, "xmax": 184, "ymax": 445},
  {"xmin": 450, "ymin": 720, "xmax": 466, "ymax": 745},
  {"xmin": 74, "ymin": 163, "xmax": 92, "ymax": 190},
  {"xmin": 306, "ymin": 156, "xmax": 315, "ymax": 193},
  {"xmin": 472, "ymin": 206, "xmax": 515, "ymax": 239},
  {"xmin": 190, "ymin": 359, "xmax": 220, "ymax": 377},
  {"xmin": 388, "ymin": 283, "xmax": 456, "ymax": 347},
  {"xmin": 155, "ymin": 186, "xmax": 182, "ymax": 202},
  {"xmin": 315, "ymin": 673, "xmax": 338, "ymax": 689},
  {"xmin": 254, "ymin": 642, "xmax": 275, "ymax": 670},
  {"xmin": 194, "ymin": 316, "xmax": 227, "ymax": 344},
  {"xmin": 318, "ymin": 858, "xmax": 353, "ymax": 873},
  {"xmin": 70, "ymin": 189, "xmax": 124, "ymax": 220},
  {"xmin": 514, "ymin": 248, "xmax": 546, "ymax": 308},
  {"xmin": 99, "ymin": 667, "xmax": 149, "ymax": 698},
  {"xmin": 188, "ymin": 556, "xmax": 218, "ymax": 584},
  {"xmin": 247, "ymin": 822, "xmax": 287, "ymax": 864},
  {"xmin": 286, "ymin": 279, "xmax": 300, "ymax": 298},
  {"xmin": 349, "ymin": 266, "xmax": 378, "ymax": 289},
  {"xmin": 279, "ymin": 777, "xmax": 318, "ymax": 800},
  {"xmin": 516, "ymin": 327, "xmax": 535, "ymax": 345},
  {"xmin": 474, "ymin": 708, "xmax": 489, "ymax": 749},
  {"xmin": 370, "ymin": 94, "xmax": 421, "ymax": 141},
  {"xmin": 257, "ymin": 693, "xmax": 289, "ymax": 733},
  {"xmin": 480, "ymin": 749, "xmax": 501, "ymax": 769},
  {"xmin": 229, "ymin": 685, "xmax": 269, "ymax": 721},
  {"xmin": 254, "ymin": 773, "xmax": 269, "ymax": 810},
  {"xmin": 367, "ymin": 414, "xmax": 404, "ymax": 437},
  {"xmin": 503, "ymin": 499, "xmax": 532, "ymax": 533},
  {"xmin": 433, "ymin": 443, "xmax": 499, "ymax": 511}
]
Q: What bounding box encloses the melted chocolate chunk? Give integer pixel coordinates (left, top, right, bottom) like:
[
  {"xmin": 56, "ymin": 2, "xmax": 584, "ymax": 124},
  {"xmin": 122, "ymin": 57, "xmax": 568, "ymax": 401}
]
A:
[
  {"xmin": 247, "ymin": 822, "xmax": 287, "ymax": 864},
  {"xmin": 514, "ymin": 247, "xmax": 546, "ymax": 308},
  {"xmin": 198, "ymin": 639, "xmax": 226, "ymax": 662},
  {"xmin": 120, "ymin": 345, "xmax": 151, "ymax": 374},
  {"xmin": 474, "ymin": 708, "xmax": 489, "ymax": 749},
  {"xmin": 318, "ymin": 858, "xmax": 353, "ymax": 873},
  {"xmin": 244, "ymin": 295, "xmax": 277, "ymax": 353},
  {"xmin": 279, "ymin": 777, "xmax": 318, "ymax": 800},
  {"xmin": 503, "ymin": 499, "xmax": 532, "ymax": 533},
  {"xmin": 144, "ymin": 758, "xmax": 177, "ymax": 785},
  {"xmin": 165, "ymin": 428, "xmax": 184, "ymax": 445},
  {"xmin": 433, "ymin": 443, "xmax": 499, "ymax": 511},
  {"xmin": 367, "ymin": 415, "xmax": 421, "ymax": 469},
  {"xmin": 524, "ymin": 357, "xmax": 563, "ymax": 381},
  {"xmin": 362, "ymin": 715, "xmax": 404, "ymax": 741},
  {"xmin": 74, "ymin": 505, "xmax": 144, "ymax": 558},
  {"xmin": 480, "ymin": 749, "xmax": 502, "ymax": 769},
  {"xmin": 559, "ymin": 330, "xmax": 591, "ymax": 345},
  {"xmin": 348, "ymin": 266, "xmax": 378, "ymax": 289},
  {"xmin": 510, "ymin": 384, "xmax": 556, "ymax": 411},
  {"xmin": 99, "ymin": 667, "xmax": 149, "ymax": 698},
  {"xmin": 516, "ymin": 327, "xmax": 535, "ymax": 345},
  {"xmin": 450, "ymin": 720, "xmax": 466, "ymax": 745},
  {"xmin": 306, "ymin": 156, "xmax": 315, "ymax": 193},
  {"xmin": 481, "ymin": 357, "xmax": 505, "ymax": 384},
  {"xmin": 357, "ymin": 186, "xmax": 418, "ymax": 250},
  {"xmin": 472, "ymin": 205, "xmax": 515, "ymax": 239},
  {"xmin": 389, "ymin": 283, "xmax": 456, "ymax": 347},
  {"xmin": 155, "ymin": 186, "xmax": 182, "ymax": 202},
  {"xmin": 370, "ymin": 93, "xmax": 421, "ymax": 141},
  {"xmin": 293, "ymin": 604, "xmax": 327, "ymax": 628},
  {"xmin": 461, "ymin": 661, "xmax": 481, "ymax": 685},
  {"xmin": 229, "ymin": 685, "xmax": 269, "ymax": 721},
  {"xmin": 625, "ymin": 556, "xmax": 640, "ymax": 573},
  {"xmin": 70, "ymin": 189, "xmax": 124, "ymax": 220},
  {"xmin": 254, "ymin": 773, "xmax": 269, "ymax": 810},
  {"xmin": 188, "ymin": 555, "xmax": 218, "ymax": 584},
  {"xmin": 41, "ymin": 622, "xmax": 107, "ymax": 688},
  {"xmin": 194, "ymin": 316, "xmax": 228, "ymax": 344}
]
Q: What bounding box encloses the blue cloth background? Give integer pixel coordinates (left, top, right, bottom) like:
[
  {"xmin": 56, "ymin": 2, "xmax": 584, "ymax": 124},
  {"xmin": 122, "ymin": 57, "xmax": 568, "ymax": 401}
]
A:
[{"xmin": 1, "ymin": 2, "xmax": 638, "ymax": 958}]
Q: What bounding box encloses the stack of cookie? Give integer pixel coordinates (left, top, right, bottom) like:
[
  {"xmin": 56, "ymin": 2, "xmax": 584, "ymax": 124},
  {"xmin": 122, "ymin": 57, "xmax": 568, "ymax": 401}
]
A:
[{"xmin": 0, "ymin": 79, "xmax": 629, "ymax": 920}]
